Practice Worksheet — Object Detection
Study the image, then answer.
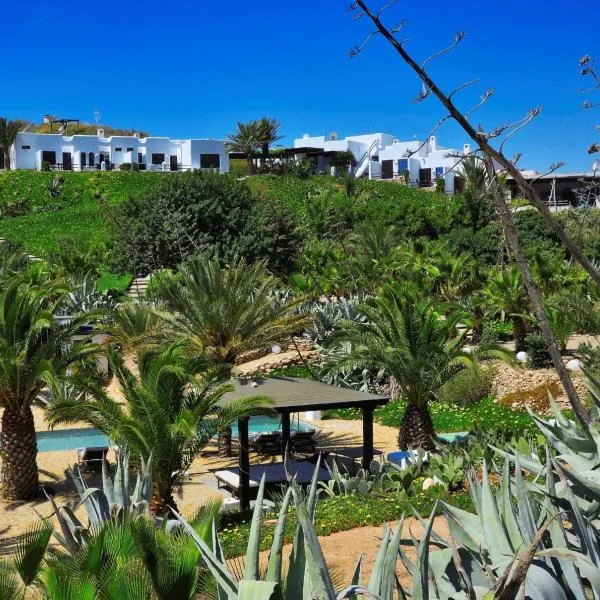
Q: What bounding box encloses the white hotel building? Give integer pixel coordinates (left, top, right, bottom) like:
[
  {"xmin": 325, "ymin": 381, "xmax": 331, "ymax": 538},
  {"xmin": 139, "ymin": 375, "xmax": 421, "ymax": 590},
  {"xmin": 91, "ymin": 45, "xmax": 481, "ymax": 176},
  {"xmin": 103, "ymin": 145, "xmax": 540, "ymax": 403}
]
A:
[
  {"xmin": 9, "ymin": 129, "xmax": 229, "ymax": 173},
  {"xmin": 293, "ymin": 132, "xmax": 471, "ymax": 193}
]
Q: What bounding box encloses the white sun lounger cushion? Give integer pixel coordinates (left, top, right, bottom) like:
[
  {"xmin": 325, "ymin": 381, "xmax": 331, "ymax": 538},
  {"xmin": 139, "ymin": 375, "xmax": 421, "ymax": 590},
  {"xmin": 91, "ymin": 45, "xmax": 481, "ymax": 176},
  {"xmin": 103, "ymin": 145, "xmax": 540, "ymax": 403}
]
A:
[{"xmin": 214, "ymin": 470, "xmax": 259, "ymax": 490}]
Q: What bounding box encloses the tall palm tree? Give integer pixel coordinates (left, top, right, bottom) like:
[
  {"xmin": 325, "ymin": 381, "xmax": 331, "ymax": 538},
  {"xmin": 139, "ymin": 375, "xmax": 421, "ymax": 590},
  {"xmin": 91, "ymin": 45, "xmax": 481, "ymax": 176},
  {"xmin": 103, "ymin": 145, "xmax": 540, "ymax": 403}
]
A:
[
  {"xmin": 0, "ymin": 279, "xmax": 99, "ymax": 500},
  {"xmin": 154, "ymin": 256, "xmax": 308, "ymax": 456},
  {"xmin": 460, "ymin": 154, "xmax": 491, "ymax": 231},
  {"xmin": 330, "ymin": 285, "xmax": 476, "ymax": 450},
  {"xmin": 0, "ymin": 118, "xmax": 21, "ymax": 171},
  {"xmin": 257, "ymin": 116, "xmax": 283, "ymax": 161},
  {"xmin": 482, "ymin": 267, "xmax": 530, "ymax": 351},
  {"xmin": 47, "ymin": 342, "xmax": 271, "ymax": 515},
  {"xmin": 227, "ymin": 121, "xmax": 261, "ymax": 175}
]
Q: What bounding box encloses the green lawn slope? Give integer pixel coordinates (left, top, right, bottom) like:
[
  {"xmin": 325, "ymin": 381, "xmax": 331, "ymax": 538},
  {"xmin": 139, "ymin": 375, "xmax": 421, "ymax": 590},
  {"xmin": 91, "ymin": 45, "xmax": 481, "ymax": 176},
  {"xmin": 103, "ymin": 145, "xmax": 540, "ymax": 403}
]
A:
[{"xmin": 0, "ymin": 171, "xmax": 454, "ymax": 256}]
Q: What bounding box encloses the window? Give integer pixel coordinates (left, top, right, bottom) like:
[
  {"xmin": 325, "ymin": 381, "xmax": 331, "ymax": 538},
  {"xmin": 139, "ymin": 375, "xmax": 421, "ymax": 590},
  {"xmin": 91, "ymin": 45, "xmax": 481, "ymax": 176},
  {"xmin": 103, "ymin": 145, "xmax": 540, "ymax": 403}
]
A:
[
  {"xmin": 397, "ymin": 159, "xmax": 408, "ymax": 171},
  {"xmin": 115, "ymin": 147, "xmax": 122, "ymax": 152},
  {"xmin": 138, "ymin": 152, "xmax": 143, "ymax": 164},
  {"xmin": 21, "ymin": 145, "xmax": 31, "ymax": 150},
  {"xmin": 151, "ymin": 153, "xmax": 165, "ymax": 165},
  {"xmin": 127, "ymin": 147, "xmax": 134, "ymax": 152},
  {"xmin": 435, "ymin": 166, "xmax": 444, "ymax": 177},
  {"xmin": 200, "ymin": 154, "xmax": 220, "ymax": 169},
  {"xmin": 88, "ymin": 152, "xmax": 95, "ymax": 167},
  {"xmin": 80, "ymin": 152, "xmax": 87, "ymax": 167}
]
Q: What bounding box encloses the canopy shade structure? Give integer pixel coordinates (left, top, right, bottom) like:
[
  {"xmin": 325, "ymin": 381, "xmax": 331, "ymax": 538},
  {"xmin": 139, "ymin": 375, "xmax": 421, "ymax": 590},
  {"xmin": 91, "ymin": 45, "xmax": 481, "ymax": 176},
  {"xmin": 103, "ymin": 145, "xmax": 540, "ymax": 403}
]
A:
[{"xmin": 219, "ymin": 377, "xmax": 390, "ymax": 511}]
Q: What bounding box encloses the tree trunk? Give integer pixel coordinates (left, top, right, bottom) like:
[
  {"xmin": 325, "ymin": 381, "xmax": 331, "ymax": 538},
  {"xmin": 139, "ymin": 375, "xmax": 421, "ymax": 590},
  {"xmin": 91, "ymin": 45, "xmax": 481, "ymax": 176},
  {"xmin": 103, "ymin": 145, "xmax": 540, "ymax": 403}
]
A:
[
  {"xmin": 512, "ymin": 316, "xmax": 526, "ymax": 352},
  {"xmin": 0, "ymin": 406, "xmax": 40, "ymax": 500},
  {"xmin": 472, "ymin": 306, "xmax": 484, "ymax": 343},
  {"xmin": 3, "ymin": 150, "xmax": 10, "ymax": 171},
  {"xmin": 150, "ymin": 493, "xmax": 178, "ymax": 518},
  {"xmin": 482, "ymin": 156, "xmax": 591, "ymax": 431},
  {"xmin": 218, "ymin": 427, "xmax": 233, "ymax": 457},
  {"xmin": 247, "ymin": 157, "xmax": 255, "ymax": 175},
  {"xmin": 398, "ymin": 404, "xmax": 436, "ymax": 451}
]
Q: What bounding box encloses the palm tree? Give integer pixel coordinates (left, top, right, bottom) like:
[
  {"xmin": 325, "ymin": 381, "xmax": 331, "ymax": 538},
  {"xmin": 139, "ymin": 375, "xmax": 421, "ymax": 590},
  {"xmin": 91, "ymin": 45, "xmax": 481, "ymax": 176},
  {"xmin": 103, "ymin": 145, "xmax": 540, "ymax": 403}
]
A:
[
  {"xmin": 154, "ymin": 256, "xmax": 308, "ymax": 455},
  {"xmin": 460, "ymin": 154, "xmax": 491, "ymax": 231},
  {"xmin": 257, "ymin": 116, "xmax": 283, "ymax": 162},
  {"xmin": 0, "ymin": 279, "xmax": 99, "ymax": 500},
  {"xmin": 330, "ymin": 285, "xmax": 476, "ymax": 450},
  {"xmin": 227, "ymin": 121, "xmax": 261, "ymax": 175},
  {"xmin": 47, "ymin": 342, "xmax": 271, "ymax": 515},
  {"xmin": 156, "ymin": 256, "xmax": 308, "ymax": 365},
  {"xmin": 0, "ymin": 118, "xmax": 21, "ymax": 171},
  {"xmin": 0, "ymin": 508, "xmax": 221, "ymax": 599},
  {"xmin": 482, "ymin": 267, "xmax": 530, "ymax": 351}
]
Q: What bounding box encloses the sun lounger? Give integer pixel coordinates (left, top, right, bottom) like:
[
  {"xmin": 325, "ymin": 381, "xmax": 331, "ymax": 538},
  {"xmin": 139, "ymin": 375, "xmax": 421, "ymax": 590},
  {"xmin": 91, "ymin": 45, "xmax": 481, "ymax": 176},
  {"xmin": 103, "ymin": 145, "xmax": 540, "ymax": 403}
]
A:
[
  {"xmin": 248, "ymin": 431, "xmax": 282, "ymax": 455},
  {"xmin": 289, "ymin": 430, "xmax": 316, "ymax": 453},
  {"xmin": 214, "ymin": 460, "xmax": 330, "ymax": 496},
  {"xmin": 76, "ymin": 446, "xmax": 109, "ymax": 471}
]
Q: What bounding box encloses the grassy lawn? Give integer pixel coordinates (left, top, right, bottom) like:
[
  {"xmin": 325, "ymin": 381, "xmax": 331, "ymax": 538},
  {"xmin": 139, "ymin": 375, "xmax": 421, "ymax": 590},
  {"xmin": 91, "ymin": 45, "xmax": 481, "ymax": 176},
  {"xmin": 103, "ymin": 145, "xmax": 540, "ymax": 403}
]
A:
[
  {"xmin": 0, "ymin": 171, "xmax": 166, "ymax": 255},
  {"xmin": 0, "ymin": 200, "xmax": 110, "ymax": 255}
]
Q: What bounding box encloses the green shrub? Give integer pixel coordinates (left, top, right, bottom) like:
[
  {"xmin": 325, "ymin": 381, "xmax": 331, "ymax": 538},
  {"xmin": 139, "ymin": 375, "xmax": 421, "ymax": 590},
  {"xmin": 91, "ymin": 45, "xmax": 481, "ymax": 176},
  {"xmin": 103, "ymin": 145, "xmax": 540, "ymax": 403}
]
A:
[
  {"xmin": 525, "ymin": 332, "xmax": 552, "ymax": 368},
  {"xmin": 41, "ymin": 161, "xmax": 51, "ymax": 171},
  {"xmin": 119, "ymin": 162, "xmax": 132, "ymax": 171},
  {"xmin": 578, "ymin": 342, "xmax": 600, "ymax": 377},
  {"xmin": 438, "ymin": 367, "xmax": 494, "ymax": 407},
  {"xmin": 293, "ymin": 157, "xmax": 316, "ymax": 179},
  {"xmin": 96, "ymin": 271, "xmax": 133, "ymax": 296},
  {"xmin": 112, "ymin": 171, "xmax": 300, "ymax": 273}
]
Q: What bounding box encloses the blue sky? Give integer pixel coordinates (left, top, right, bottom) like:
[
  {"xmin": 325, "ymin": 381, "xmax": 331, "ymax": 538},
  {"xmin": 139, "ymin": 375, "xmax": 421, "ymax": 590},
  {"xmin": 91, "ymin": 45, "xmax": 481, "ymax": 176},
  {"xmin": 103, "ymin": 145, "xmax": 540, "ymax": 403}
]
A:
[{"xmin": 4, "ymin": 0, "xmax": 598, "ymax": 171}]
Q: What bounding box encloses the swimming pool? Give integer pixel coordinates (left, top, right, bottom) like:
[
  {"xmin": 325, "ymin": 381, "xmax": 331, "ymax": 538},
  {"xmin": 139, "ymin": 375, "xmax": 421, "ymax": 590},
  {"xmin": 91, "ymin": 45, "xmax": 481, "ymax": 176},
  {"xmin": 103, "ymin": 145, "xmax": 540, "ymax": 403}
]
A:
[
  {"xmin": 37, "ymin": 428, "xmax": 109, "ymax": 453},
  {"xmin": 231, "ymin": 415, "xmax": 314, "ymax": 437},
  {"xmin": 36, "ymin": 416, "xmax": 314, "ymax": 452}
]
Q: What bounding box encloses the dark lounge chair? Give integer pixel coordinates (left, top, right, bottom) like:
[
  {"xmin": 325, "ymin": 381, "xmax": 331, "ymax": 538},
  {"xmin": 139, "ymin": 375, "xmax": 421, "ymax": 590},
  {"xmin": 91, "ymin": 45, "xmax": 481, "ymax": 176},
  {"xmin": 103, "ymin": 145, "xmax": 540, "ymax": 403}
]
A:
[
  {"xmin": 76, "ymin": 446, "xmax": 109, "ymax": 471},
  {"xmin": 289, "ymin": 430, "xmax": 316, "ymax": 453},
  {"xmin": 248, "ymin": 432, "xmax": 282, "ymax": 455}
]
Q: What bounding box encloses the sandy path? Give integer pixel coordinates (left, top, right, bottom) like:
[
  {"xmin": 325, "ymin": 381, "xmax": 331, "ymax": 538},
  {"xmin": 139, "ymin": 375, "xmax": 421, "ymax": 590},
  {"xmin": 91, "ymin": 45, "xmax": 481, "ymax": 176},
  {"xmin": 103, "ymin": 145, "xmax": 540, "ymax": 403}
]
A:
[{"xmin": 257, "ymin": 516, "xmax": 450, "ymax": 591}]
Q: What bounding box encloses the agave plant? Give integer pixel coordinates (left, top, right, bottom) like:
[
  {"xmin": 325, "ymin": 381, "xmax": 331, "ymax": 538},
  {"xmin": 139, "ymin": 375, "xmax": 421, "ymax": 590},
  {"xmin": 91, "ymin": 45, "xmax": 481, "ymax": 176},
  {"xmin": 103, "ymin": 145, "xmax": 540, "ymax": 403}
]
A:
[
  {"xmin": 397, "ymin": 457, "xmax": 600, "ymax": 599},
  {"xmin": 43, "ymin": 451, "xmax": 154, "ymax": 553},
  {"xmin": 174, "ymin": 458, "xmax": 403, "ymax": 599}
]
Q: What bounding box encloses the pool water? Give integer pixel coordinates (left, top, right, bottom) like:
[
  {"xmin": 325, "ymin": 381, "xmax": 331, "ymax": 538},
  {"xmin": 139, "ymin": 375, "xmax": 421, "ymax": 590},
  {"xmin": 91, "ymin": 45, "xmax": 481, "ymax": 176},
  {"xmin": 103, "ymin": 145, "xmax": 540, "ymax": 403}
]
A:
[
  {"xmin": 230, "ymin": 415, "xmax": 314, "ymax": 437},
  {"xmin": 37, "ymin": 416, "xmax": 314, "ymax": 453},
  {"xmin": 37, "ymin": 428, "xmax": 109, "ymax": 453}
]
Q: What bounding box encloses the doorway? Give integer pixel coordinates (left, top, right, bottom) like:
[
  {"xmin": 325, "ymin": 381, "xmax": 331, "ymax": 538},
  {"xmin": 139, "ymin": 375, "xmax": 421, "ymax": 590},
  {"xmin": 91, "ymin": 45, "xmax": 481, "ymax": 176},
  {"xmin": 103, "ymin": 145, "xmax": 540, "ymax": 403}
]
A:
[
  {"xmin": 419, "ymin": 168, "xmax": 432, "ymax": 187},
  {"xmin": 62, "ymin": 152, "xmax": 72, "ymax": 171},
  {"xmin": 381, "ymin": 160, "xmax": 394, "ymax": 180},
  {"xmin": 170, "ymin": 155, "xmax": 178, "ymax": 171}
]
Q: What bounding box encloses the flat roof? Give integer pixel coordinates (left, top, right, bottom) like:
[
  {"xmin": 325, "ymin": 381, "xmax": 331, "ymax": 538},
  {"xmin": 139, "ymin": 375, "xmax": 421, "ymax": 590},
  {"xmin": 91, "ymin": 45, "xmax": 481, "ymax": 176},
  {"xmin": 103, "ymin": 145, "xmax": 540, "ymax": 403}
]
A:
[{"xmin": 218, "ymin": 376, "xmax": 389, "ymax": 412}]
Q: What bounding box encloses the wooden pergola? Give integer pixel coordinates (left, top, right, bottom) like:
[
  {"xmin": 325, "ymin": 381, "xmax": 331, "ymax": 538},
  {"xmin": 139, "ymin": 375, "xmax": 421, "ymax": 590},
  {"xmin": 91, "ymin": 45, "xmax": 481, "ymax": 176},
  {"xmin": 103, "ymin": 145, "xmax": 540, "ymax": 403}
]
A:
[{"xmin": 219, "ymin": 376, "xmax": 389, "ymax": 511}]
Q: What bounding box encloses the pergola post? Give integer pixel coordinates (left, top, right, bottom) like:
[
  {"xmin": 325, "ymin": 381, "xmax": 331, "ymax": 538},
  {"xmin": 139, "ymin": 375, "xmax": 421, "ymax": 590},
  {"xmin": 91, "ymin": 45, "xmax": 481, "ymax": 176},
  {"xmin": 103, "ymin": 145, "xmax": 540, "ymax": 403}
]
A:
[
  {"xmin": 362, "ymin": 405, "xmax": 375, "ymax": 469},
  {"xmin": 281, "ymin": 410, "xmax": 291, "ymax": 458},
  {"xmin": 238, "ymin": 417, "xmax": 250, "ymax": 512}
]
